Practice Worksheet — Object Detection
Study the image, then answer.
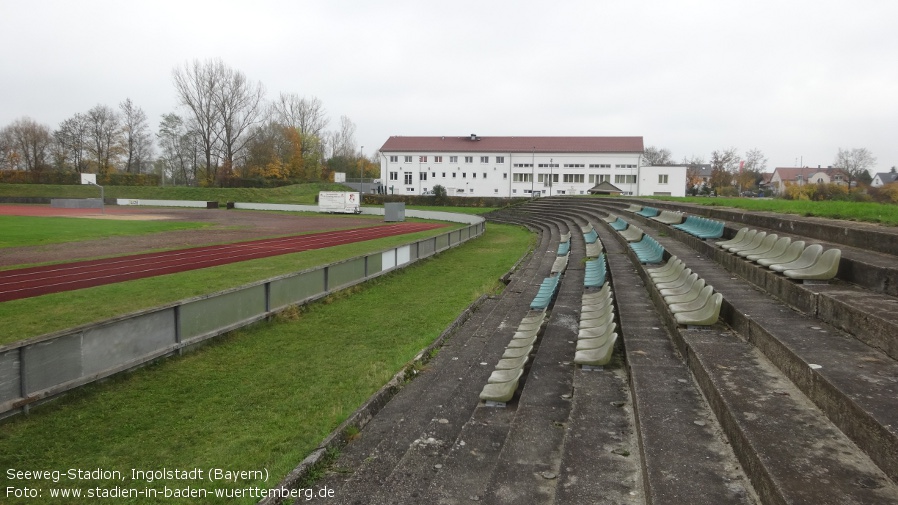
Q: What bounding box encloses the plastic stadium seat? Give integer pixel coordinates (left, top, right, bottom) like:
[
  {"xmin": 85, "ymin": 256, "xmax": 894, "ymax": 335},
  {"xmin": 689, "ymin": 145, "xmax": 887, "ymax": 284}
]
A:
[
  {"xmin": 610, "ymin": 218, "xmax": 629, "ymax": 231},
  {"xmin": 620, "ymin": 226, "xmax": 645, "ymax": 243},
  {"xmin": 674, "ymin": 293, "xmax": 723, "ymax": 326},
  {"xmin": 625, "ymin": 204, "xmax": 643, "ymax": 213},
  {"xmin": 723, "ymin": 229, "xmax": 759, "ymax": 252},
  {"xmin": 783, "ymin": 248, "xmax": 841, "ymax": 281},
  {"xmin": 729, "ymin": 231, "xmax": 767, "ymax": 254},
  {"xmin": 636, "ymin": 207, "xmax": 660, "ymax": 218},
  {"xmin": 574, "ymin": 333, "xmax": 618, "ymax": 366},
  {"xmin": 757, "ymin": 240, "xmax": 806, "ymax": 268},
  {"xmin": 769, "ymin": 244, "xmax": 823, "ymax": 273},
  {"xmin": 736, "ymin": 233, "xmax": 779, "ymax": 258},
  {"xmin": 747, "ymin": 236, "xmax": 791, "ymax": 262},
  {"xmin": 663, "ymin": 278, "xmax": 707, "ymax": 305},
  {"xmin": 501, "ymin": 345, "xmax": 533, "ymax": 359},
  {"xmin": 716, "ymin": 227, "xmax": 750, "ymax": 248},
  {"xmin": 480, "ymin": 368, "xmax": 524, "ymax": 403},
  {"xmin": 602, "ymin": 214, "xmax": 618, "ymax": 223},
  {"xmin": 669, "ymin": 285, "xmax": 715, "ymax": 314}
]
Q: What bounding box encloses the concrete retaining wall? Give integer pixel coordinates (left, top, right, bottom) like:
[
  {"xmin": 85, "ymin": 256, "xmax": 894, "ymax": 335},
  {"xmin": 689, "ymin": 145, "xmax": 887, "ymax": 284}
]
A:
[
  {"xmin": 50, "ymin": 198, "xmax": 103, "ymax": 209},
  {"xmin": 0, "ymin": 219, "xmax": 485, "ymax": 418}
]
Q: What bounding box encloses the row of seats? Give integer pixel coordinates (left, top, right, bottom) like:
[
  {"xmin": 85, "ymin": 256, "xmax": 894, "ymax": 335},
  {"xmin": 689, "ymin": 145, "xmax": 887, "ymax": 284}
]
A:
[
  {"xmin": 531, "ymin": 275, "xmax": 561, "ymax": 310},
  {"xmin": 604, "ymin": 214, "xmax": 666, "ymax": 265},
  {"xmin": 647, "ymin": 256, "xmax": 723, "ymax": 326},
  {"xmin": 636, "ymin": 206, "xmax": 660, "ymax": 218},
  {"xmin": 623, "ymin": 204, "xmax": 721, "ymax": 239},
  {"xmin": 584, "ymin": 254, "xmax": 607, "ymax": 288},
  {"xmin": 479, "ymin": 308, "xmax": 547, "ymax": 404},
  {"xmin": 652, "ymin": 210, "xmax": 685, "ymax": 225},
  {"xmin": 716, "ymin": 228, "xmax": 841, "ymax": 281},
  {"xmin": 673, "ymin": 216, "xmax": 725, "ymax": 239},
  {"xmin": 581, "ymin": 223, "xmax": 603, "ymax": 258},
  {"xmin": 574, "ymin": 282, "xmax": 618, "ymax": 367}
]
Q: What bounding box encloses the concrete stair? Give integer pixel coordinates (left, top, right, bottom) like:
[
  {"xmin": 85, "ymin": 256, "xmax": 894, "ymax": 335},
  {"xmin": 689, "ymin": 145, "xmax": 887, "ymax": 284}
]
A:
[{"xmin": 301, "ymin": 198, "xmax": 898, "ymax": 505}]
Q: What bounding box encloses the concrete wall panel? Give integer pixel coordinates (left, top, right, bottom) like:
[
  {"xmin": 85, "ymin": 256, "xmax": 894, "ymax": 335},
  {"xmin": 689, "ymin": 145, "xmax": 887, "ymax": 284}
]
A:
[
  {"xmin": 180, "ymin": 286, "xmax": 267, "ymax": 339},
  {"xmin": 82, "ymin": 309, "xmax": 177, "ymax": 376},
  {"xmin": 0, "ymin": 350, "xmax": 21, "ymax": 405},
  {"xmin": 270, "ymin": 270, "xmax": 327, "ymax": 310},
  {"xmin": 23, "ymin": 333, "xmax": 81, "ymax": 393},
  {"xmin": 328, "ymin": 258, "xmax": 366, "ymax": 290}
]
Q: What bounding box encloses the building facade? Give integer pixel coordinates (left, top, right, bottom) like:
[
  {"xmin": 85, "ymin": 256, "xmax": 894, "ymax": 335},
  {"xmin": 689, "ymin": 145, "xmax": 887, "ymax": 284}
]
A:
[{"xmin": 378, "ymin": 135, "xmax": 685, "ymax": 198}]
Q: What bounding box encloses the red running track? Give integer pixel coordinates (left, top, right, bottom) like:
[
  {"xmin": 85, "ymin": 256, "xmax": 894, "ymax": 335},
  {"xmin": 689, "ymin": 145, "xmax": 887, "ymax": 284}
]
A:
[{"xmin": 0, "ymin": 222, "xmax": 446, "ymax": 302}]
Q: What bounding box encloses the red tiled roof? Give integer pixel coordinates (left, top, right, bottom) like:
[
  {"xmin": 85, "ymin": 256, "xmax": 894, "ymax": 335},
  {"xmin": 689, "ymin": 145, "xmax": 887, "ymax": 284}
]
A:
[
  {"xmin": 773, "ymin": 167, "xmax": 848, "ymax": 180},
  {"xmin": 380, "ymin": 136, "xmax": 644, "ymax": 154}
]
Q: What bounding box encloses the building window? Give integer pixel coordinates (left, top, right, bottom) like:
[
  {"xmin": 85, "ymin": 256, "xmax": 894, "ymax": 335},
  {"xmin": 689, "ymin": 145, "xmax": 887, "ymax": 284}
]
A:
[
  {"xmin": 658, "ymin": 174, "xmax": 669, "ymax": 184},
  {"xmin": 494, "ymin": 189, "xmax": 499, "ymax": 193},
  {"xmin": 614, "ymin": 174, "xmax": 637, "ymax": 184},
  {"xmin": 464, "ymin": 156, "xmax": 473, "ymax": 163},
  {"xmin": 389, "ymin": 172, "xmax": 398, "ymax": 181},
  {"xmin": 452, "ymin": 172, "xmax": 457, "ymax": 178},
  {"xmin": 480, "ymin": 156, "xmax": 489, "ymax": 163},
  {"xmin": 503, "ymin": 173, "xmax": 508, "ymax": 179},
  {"xmin": 434, "ymin": 156, "xmax": 442, "ymax": 163},
  {"xmin": 441, "ymin": 172, "xmax": 446, "ymax": 178},
  {"xmin": 420, "ymin": 172, "xmax": 428, "ymax": 181},
  {"xmin": 589, "ymin": 174, "xmax": 610, "ymax": 184},
  {"xmin": 404, "ymin": 172, "xmax": 413, "ymax": 185},
  {"xmin": 538, "ymin": 163, "xmax": 559, "ymax": 168},
  {"xmin": 472, "ymin": 173, "xmax": 476, "ymax": 178},
  {"xmin": 615, "ymin": 164, "xmax": 636, "ymax": 169},
  {"xmin": 589, "ymin": 164, "xmax": 611, "ymax": 168},
  {"xmin": 483, "ymin": 173, "xmax": 487, "ymax": 179},
  {"xmin": 389, "ymin": 155, "xmax": 398, "ymax": 163},
  {"xmin": 496, "ymin": 156, "xmax": 505, "ymax": 163},
  {"xmin": 538, "ymin": 174, "xmax": 559, "ymax": 183},
  {"xmin": 419, "ymin": 156, "xmax": 427, "ymax": 162},
  {"xmin": 462, "ymin": 172, "xmax": 467, "ymax": 178},
  {"xmin": 404, "ymin": 156, "xmax": 413, "ymax": 163},
  {"xmin": 564, "ymin": 164, "xmax": 585, "ymax": 168},
  {"xmin": 563, "ymin": 174, "xmax": 585, "ymax": 183},
  {"xmin": 513, "ymin": 163, "xmax": 533, "ymax": 168},
  {"xmin": 513, "ymin": 173, "xmax": 532, "ymax": 183},
  {"xmin": 449, "ymin": 156, "xmax": 458, "ymax": 163}
]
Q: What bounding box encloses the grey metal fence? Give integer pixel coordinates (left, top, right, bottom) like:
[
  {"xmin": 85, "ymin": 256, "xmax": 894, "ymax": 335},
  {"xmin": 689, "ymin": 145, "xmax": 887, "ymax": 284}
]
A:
[{"xmin": 0, "ymin": 221, "xmax": 485, "ymax": 418}]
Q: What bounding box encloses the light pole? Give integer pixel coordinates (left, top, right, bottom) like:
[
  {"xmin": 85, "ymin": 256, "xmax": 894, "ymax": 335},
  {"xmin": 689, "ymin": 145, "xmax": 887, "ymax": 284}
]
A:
[
  {"xmin": 549, "ymin": 158, "xmax": 553, "ymax": 197},
  {"xmin": 360, "ymin": 146, "xmax": 364, "ymax": 194}
]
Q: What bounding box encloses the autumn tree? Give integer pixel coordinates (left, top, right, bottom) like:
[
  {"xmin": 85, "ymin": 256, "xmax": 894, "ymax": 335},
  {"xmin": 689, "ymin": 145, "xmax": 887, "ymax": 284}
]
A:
[
  {"xmin": 834, "ymin": 147, "xmax": 876, "ymax": 189},
  {"xmin": 157, "ymin": 113, "xmax": 200, "ymax": 185},
  {"xmin": 735, "ymin": 148, "xmax": 767, "ymax": 192},
  {"xmin": 0, "ymin": 117, "xmax": 53, "ymax": 172},
  {"xmin": 709, "ymin": 147, "xmax": 740, "ymax": 193}
]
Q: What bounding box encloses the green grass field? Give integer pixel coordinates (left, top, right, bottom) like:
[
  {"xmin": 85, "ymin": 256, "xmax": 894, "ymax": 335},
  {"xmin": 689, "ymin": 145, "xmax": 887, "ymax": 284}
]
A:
[
  {"xmin": 0, "ymin": 215, "xmax": 209, "ymax": 248},
  {"xmin": 0, "ymin": 223, "xmax": 534, "ymax": 505}
]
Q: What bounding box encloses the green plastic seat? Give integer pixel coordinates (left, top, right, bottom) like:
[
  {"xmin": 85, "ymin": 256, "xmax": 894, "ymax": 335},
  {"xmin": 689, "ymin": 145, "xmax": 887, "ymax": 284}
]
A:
[
  {"xmin": 581, "ymin": 310, "xmax": 614, "ymax": 329},
  {"xmin": 602, "ymin": 214, "xmax": 618, "ymax": 223},
  {"xmin": 506, "ymin": 335, "xmax": 537, "ymax": 349},
  {"xmin": 737, "ymin": 233, "xmax": 778, "ymax": 258},
  {"xmin": 757, "ymin": 240, "xmax": 806, "ymax": 267},
  {"xmin": 663, "ymin": 278, "xmax": 707, "ymax": 305},
  {"xmin": 770, "ymin": 244, "xmax": 823, "ymax": 273},
  {"xmin": 729, "ymin": 231, "xmax": 767, "ymax": 254},
  {"xmin": 514, "ymin": 322, "xmax": 541, "ymax": 334},
  {"xmin": 479, "ymin": 368, "xmax": 524, "ymax": 402},
  {"xmin": 783, "ymin": 248, "xmax": 841, "ymax": 280},
  {"xmin": 495, "ymin": 355, "xmax": 529, "ymax": 370},
  {"xmin": 501, "ymin": 345, "xmax": 533, "ymax": 359},
  {"xmin": 652, "ymin": 263, "xmax": 687, "ymax": 284},
  {"xmin": 574, "ymin": 333, "xmax": 618, "ymax": 366},
  {"xmin": 747, "ymin": 236, "xmax": 791, "ymax": 262},
  {"xmin": 716, "ymin": 227, "xmax": 750, "ymax": 248},
  {"xmin": 669, "ymin": 285, "xmax": 714, "ymax": 313},
  {"xmin": 656, "ymin": 269, "xmax": 693, "ymax": 290},
  {"xmin": 674, "ymin": 293, "xmax": 723, "ymax": 326},
  {"xmin": 648, "ymin": 255, "xmax": 680, "ymax": 276},
  {"xmin": 659, "ymin": 273, "xmax": 700, "ymax": 297},
  {"xmin": 577, "ymin": 322, "xmax": 616, "ymax": 343},
  {"xmin": 488, "ymin": 366, "xmax": 525, "ymax": 384},
  {"xmin": 581, "ymin": 223, "xmax": 594, "ymax": 233},
  {"xmin": 620, "ymin": 226, "xmax": 644, "ymax": 242},
  {"xmin": 582, "ymin": 298, "xmax": 613, "ymax": 315},
  {"xmin": 724, "ymin": 229, "xmax": 759, "ymax": 252}
]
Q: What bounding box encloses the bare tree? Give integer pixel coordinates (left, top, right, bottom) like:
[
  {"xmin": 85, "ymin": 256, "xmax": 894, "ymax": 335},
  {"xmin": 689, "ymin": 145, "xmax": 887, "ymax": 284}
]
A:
[
  {"xmin": 157, "ymin": 112, "xmax": 200, "ymax": 185},
  {"xmin": 119, "ymin": 98, "xmax": 154, "ymax": 174},
  {"xmin": 834, "ymin": 147, "xmax": 877, "ymax": 188},
  {"xmin": 0, "ymin": 117, "xmax": 53, "ymax": 172},
  {"xmin": 709, "ymin": 147, "xmax": 740, "ymax": 192},
  {"xmin": 642, "ymin": 146, "xmax": 673, "ymax": 166},
  {"xmin": 86, "ymin": 104, "xmax": 123, "ymax": 176},
  {"xmin": 328, "ymin": 115, "xmax": 357, "ymax": 159},
  {"xmin": 54, "ymin": 113, "xmax": 91, "ymax": 173},
  {"xmin": 736, "ymin": 148, "xmax": 767, "ymax": 192},
  {"xmin": 173, "ymin": 59, "xmax": 225, "ymax": 184},
  {"xmin": 271, "ymin": 93, "xmax": 329, "ymax": 151},
  {"xmin": 214, "ymin": 65, "xmax": 266, "ymax": 177}
]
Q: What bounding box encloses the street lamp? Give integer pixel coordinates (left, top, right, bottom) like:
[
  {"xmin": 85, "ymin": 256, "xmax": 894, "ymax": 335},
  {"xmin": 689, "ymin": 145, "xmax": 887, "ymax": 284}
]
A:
[
  {"xmin": 549, "ymin": 158, "xmax": 553, "ymax": 196},
  {"xmin": 531, "ymin": 146, "xmax": 535, "ymax": 197},
  {"xmin": 360, "ymin": 146, "xmax": 364, "ymax": 194}
]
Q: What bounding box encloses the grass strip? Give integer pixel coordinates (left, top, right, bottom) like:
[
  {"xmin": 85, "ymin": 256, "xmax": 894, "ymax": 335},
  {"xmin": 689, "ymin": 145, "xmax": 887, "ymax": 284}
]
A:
[
  {"xmin": 0, "ymin": 223, "xmax": 534, "ymax": 505},
  {"xmin": 647, "ymin": 196, "xmax": 898, "ymax": 226},
  {"xmin": 0, "ymin": 226, "xmax": 460, "ymax": 344},
  {"xmin": 0, "ymin": 215, "xmax": 209, "ymax": 248}
]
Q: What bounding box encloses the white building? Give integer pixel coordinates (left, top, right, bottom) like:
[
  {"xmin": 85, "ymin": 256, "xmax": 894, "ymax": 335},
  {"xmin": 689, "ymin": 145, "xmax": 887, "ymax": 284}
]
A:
[{"xmin": 378, "ymin": 135, "xmax": 686, "ymax": 198}]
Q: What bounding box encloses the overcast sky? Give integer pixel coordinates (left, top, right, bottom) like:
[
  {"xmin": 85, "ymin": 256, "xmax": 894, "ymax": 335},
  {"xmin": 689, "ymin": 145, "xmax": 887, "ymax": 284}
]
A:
[{"xmin": 2, "ymin": 0, "xmax": 896, "ymax": 173}]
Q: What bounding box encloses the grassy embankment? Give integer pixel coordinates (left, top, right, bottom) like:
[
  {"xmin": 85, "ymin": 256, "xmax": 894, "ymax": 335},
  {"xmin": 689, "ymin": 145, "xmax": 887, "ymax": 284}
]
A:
[
  {"xmin": 0, "ymin": 223, "xmax": 534, "ymax": 505},
  {"xmin": 646, "ymin": 195, "xmax": 898, "ymax": 226}
]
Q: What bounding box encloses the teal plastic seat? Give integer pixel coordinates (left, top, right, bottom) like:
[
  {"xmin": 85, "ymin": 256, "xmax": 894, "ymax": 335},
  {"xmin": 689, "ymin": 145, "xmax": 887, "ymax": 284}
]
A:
[
  {"xmin": 637, "ymin": 207, "xmax": 660, "ymax": 218},
  {"xmin": 610, "ymin": 218, "xmax": 628, "ymax": 231}
]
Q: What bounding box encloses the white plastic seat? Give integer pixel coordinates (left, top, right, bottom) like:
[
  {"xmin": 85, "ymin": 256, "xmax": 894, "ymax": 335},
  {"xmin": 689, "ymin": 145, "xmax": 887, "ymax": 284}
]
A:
[
  {"xmin": 757, "ymin": 240, "xmax": 806, "ymax": 267},
  {"xmin": 783, "ymin": 248, "xmax": 841, "ymax": 280},
  {"xmin": 769, "ymin": 244, "xmax": 823, "ymax": 273}
]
